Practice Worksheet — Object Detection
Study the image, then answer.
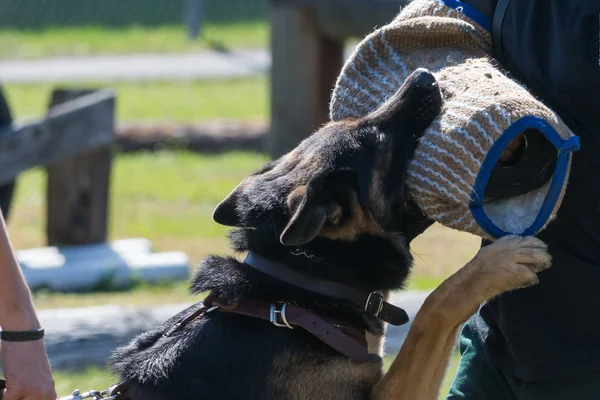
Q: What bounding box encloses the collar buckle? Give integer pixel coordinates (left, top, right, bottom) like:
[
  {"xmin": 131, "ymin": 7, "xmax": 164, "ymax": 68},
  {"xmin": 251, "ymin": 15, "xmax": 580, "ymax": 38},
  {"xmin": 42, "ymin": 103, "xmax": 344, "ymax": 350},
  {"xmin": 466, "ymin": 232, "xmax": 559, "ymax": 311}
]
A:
[
  {"xmin": 365, "ymin": 292, "xmax": 385, "ymax": 317},
  {"xmin": 270, "ymin": 302, "xmax": 294, "ymax": 329}
]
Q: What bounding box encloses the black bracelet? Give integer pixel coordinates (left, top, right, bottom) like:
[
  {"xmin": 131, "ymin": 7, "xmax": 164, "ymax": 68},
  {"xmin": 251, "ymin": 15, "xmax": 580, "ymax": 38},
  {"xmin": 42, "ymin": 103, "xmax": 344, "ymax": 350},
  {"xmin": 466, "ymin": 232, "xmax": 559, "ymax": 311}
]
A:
[{"xmin": 0, "ymin": 328, "xmax": 45, "ymax": 342}]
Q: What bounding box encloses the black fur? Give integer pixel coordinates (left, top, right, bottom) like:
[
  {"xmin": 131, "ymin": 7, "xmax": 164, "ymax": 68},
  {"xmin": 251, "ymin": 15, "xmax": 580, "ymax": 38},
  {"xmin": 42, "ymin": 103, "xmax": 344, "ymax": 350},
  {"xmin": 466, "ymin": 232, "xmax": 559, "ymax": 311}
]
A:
[{"xmin": 108, "ymin": 69, "xmax": 443, "ymax": 400}]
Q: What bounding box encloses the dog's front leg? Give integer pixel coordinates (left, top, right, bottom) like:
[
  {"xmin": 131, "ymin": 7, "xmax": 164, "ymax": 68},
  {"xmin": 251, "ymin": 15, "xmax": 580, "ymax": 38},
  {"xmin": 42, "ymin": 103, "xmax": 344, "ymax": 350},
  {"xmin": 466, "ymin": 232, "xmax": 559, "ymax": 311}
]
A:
[
  {"xmin": 372, "ymin": 297, "xmax": 464, "ymax": 400},
  {"xmin": 372, "ymin": 235, "xmax": 551, "ymax": 400},
  {"xmin": 427, "ymin": 329, "xmax": 464, "ymax": 399}
]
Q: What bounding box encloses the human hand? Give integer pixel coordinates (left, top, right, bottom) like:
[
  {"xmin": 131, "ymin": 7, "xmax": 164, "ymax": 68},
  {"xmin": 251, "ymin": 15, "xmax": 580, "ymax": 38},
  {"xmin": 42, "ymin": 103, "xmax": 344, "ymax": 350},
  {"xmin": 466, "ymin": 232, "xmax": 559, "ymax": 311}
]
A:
[{"xmin": 0, "ymin": 340, "xmax": 56, "ymax": 400}]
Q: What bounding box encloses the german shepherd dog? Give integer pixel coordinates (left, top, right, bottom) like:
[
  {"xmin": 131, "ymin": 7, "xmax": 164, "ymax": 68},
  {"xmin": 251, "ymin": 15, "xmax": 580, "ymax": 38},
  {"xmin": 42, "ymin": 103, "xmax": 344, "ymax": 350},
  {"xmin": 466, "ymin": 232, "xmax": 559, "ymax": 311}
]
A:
[{"xmin": 107, "ymin": 69, "xmax": 551, "ymax": 400}]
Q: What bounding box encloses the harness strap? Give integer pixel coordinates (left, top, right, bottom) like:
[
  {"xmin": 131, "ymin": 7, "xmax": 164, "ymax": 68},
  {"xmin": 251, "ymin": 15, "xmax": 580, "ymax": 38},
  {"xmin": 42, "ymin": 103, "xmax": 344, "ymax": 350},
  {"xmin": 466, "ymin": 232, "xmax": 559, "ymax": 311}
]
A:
[
  {"xmin": 162, "ymin": 293, "xmax": 369, "ymax": 361},
  {"xmin": 162, "ymin": 292, "xmax": 217, "ymax": 337},
  {"xmin": 212, "ymin": 297, "xmax": 369, "ymax": 362}
]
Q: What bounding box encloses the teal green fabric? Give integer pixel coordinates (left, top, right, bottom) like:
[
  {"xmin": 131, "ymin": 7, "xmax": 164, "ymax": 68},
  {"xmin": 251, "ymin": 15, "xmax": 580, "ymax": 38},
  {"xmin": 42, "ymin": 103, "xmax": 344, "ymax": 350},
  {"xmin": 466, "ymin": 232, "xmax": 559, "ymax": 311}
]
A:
[{"xmin": 446, "ymin": 321, "xmax": 600, "ymax": 400}]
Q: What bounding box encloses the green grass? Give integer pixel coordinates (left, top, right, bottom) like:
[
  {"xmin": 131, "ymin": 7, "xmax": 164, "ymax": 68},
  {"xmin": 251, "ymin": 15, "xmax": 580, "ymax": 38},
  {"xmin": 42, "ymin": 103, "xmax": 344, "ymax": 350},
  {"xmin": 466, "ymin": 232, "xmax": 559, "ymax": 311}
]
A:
[
  {"xmin": 405, "ymin": 276, "xmax": 444, "ymax": 291},
  {"xmin": 0, "ymin": 22, "xmax": 268, "ymax": 60},
  {"xmin": 6, "ymin": 151, "xmax": 269, "ymax": 309},
  {"xmin": 33, "ymin": 281, "xmax": 193, "ymax": 310},
  {"xmin": 3, "ymin": 77, "xmax": 269, "ymax": 123},
  {"xmin": 11, "ymin": 151, "xmax": 268, "ymax": 246},
  {"xmin": 3, "ymin": 76, "xmax": 268, "ymax": 309},
  {"xmin": 108, "ymin": 151, "xmax": 268, "ymax": 240},
  {"xmin": 53, "ymin": 367, "xmax": 118, "ymax": 398}
]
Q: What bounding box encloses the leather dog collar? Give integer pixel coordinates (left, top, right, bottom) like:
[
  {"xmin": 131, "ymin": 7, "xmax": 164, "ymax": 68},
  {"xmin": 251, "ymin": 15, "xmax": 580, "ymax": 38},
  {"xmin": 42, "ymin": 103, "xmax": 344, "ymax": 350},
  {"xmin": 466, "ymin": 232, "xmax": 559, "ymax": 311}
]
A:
[{"xmin": 243, "ymin": 252, "xmax": 409, "ymax": 326}]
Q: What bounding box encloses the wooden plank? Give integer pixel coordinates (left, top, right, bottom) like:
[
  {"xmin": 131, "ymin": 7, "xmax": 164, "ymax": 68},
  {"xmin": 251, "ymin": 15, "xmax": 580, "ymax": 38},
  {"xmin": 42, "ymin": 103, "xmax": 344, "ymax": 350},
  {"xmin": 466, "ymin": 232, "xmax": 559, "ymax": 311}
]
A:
[
  {"xmin": 46, "ymin": 148, "xmax": 112, "ymax": 246},
  {"xmin": 266, "ymin": 0, "xmax": 404, "ymax": 158},
  {"xmin": 267, "ymin": 5, "xmax": 344, "ymax": 158},
  {"xmin": 0, "ymin": 89, "xmax": 115, "ymax": 185},
  {"xmin": 115, "ymin": 121, "xmax": 267, "ymax": 154},
  {"xmin": 45, "ymin": 89, "xmax": 115, "ymax": 246}
]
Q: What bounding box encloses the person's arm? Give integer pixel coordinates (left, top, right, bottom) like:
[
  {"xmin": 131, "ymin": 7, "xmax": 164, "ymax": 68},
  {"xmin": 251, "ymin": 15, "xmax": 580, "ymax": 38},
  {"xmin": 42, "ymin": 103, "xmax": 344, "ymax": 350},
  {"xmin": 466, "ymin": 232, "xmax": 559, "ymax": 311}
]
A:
[
  {"xmin": 0, "ymin": 213, "xmax": 56, "ymax": 400},
  {"xmin": 0, "ymin": 219, "xmax": 39, "ymax": 330}
]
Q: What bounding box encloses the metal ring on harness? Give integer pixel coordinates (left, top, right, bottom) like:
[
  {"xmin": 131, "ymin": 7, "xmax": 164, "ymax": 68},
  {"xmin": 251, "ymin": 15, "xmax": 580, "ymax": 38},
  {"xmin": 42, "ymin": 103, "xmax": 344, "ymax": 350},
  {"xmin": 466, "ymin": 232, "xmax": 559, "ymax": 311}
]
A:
[{"xmin": 270, "ymin": 302, "xmax": 294, "ymax": 329}]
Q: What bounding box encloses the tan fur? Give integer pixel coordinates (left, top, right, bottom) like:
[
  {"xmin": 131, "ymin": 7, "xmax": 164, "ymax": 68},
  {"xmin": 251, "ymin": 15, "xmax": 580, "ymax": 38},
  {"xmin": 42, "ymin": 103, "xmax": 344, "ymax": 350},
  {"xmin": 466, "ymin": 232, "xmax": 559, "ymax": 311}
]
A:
[
  {"xmin": 369, "ymin": 143, "xmax": 394, "ymax": 222},
  {"xmin": 287, "ymin": 186, "xmax": 307, "ymax": 211},
  {"xmin": 320, "ymin": 196, "xmax": 383, "ymax": 241},
  {"xmin": 269, "ymin": 350, "xmax": 382, "ymax": 400}
]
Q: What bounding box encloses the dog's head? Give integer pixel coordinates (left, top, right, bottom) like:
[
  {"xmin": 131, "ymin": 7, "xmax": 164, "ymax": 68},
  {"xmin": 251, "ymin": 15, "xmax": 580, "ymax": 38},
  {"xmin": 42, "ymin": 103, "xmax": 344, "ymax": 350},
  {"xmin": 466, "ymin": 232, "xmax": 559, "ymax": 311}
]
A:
[{"xmin": 214, "ymin": 68, "xmax": 442, "ymax": 248}]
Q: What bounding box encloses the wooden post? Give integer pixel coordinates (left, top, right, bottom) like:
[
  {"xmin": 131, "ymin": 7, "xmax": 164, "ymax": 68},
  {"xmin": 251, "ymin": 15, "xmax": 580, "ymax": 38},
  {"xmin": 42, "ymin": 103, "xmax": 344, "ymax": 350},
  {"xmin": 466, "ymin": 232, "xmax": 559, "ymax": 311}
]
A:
[
  {"xmin": 45, "ymin": 89, "xmax": 114, "ymax": 246},
  {"xmin": 268, "ymin": 5, "xmax": 344, "ymax": 158}
]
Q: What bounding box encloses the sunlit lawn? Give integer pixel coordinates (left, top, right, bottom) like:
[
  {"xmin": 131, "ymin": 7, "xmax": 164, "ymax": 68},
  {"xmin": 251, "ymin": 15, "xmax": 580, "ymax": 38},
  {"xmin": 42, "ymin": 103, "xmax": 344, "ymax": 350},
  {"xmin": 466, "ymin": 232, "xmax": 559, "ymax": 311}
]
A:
[{"xmin": 3, "ymin": 77, "xmax": 268, "ymax": 123}]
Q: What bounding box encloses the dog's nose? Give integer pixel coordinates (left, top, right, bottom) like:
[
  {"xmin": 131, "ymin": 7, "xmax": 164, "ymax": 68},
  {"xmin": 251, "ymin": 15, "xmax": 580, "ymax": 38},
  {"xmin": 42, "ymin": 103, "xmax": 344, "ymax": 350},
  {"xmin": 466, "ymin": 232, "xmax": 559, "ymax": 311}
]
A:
[{"xmin": 409, "ymin": 68, "xmax": 438, "ymax": 89}]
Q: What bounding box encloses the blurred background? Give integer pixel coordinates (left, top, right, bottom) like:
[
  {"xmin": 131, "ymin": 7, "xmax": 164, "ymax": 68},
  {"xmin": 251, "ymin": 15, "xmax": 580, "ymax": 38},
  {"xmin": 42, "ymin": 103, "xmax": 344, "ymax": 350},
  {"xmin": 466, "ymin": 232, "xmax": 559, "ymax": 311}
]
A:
[{"xmin": 0, "ymin": 0, "xmax": 480, "ymax": 397}]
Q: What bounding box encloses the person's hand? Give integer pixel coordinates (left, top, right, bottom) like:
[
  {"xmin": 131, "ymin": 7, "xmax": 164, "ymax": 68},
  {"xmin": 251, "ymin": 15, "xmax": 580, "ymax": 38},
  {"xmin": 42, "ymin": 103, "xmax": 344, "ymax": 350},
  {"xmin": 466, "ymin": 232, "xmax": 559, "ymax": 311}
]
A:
[{"xmin": 0, "ymin": 340, "xmax": 56, "ymax": 400}]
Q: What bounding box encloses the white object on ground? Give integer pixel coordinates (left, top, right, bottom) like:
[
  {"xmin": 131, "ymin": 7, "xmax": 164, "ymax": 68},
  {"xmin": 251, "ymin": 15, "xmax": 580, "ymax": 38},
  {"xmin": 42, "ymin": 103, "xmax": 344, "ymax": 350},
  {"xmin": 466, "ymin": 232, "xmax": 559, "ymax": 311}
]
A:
[
  {"xmin": 384, "ymin": 290, "xmax": 432, "ymax": 355},
  {"xmin": 16, "ymin": 238, "xmax": 189, "ymax": 292},
  {"xmin": 15, "ymin": 238, "xmax": 152, "ymax": 263}
]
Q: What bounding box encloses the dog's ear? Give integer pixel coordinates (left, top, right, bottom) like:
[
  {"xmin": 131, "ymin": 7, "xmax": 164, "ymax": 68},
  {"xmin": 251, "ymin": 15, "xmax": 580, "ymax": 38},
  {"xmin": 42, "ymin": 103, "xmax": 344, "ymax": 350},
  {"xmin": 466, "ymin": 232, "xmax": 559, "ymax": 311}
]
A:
[
  {"xmin": 280, "ymin": 170, "xmax": 361, "ymax": 246},
  {"xmin": 213, "ymin": 159, "xmax": 281, "ymax": 227},
  {"xmin": 213, "ymin": 183, "xmax": 244, "ymax": 226}
]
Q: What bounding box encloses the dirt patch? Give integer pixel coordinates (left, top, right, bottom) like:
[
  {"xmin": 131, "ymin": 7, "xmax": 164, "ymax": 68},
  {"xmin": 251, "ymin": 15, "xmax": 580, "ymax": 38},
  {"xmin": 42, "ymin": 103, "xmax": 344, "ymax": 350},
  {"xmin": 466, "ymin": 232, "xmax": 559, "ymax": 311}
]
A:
[{"xmin": 114, "ymin": 120, "xmax": 268, "ymax": 154}]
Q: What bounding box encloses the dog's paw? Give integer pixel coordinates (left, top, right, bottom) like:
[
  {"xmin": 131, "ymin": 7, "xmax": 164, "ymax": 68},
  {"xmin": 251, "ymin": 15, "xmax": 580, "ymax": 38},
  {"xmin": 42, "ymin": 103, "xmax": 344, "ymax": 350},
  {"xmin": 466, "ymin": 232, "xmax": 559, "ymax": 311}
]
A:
[
  {"xmin": 471, "ymin": 235, "xmax": 552, "ymax": 300},
  {"xmin": 418, "ymin": 235, "xmax": 551, "ymax": 327}
]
